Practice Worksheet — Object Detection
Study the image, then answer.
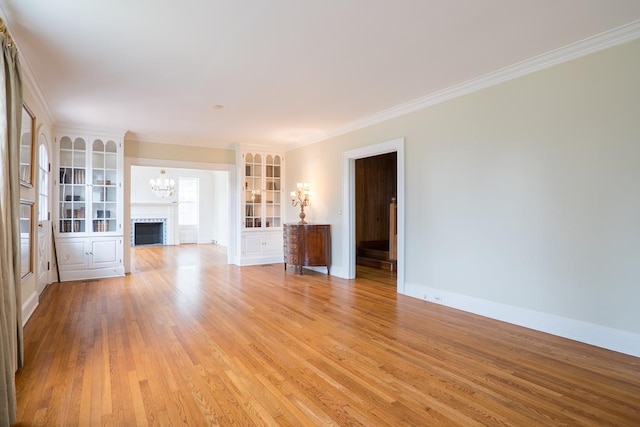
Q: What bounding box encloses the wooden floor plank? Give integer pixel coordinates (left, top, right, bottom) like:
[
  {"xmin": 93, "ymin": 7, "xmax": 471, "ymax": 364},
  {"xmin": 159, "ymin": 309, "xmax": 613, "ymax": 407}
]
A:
[{"xmin": 15, "ymin": 244, "xmax": 640, "ymax": 425}]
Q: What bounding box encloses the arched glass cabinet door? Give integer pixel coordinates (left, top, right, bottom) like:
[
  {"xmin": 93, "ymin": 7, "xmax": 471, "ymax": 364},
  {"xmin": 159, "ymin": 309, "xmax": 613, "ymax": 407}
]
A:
[
  {"xmin": 244, "ymin": 153, "xmax": 263, "ymax": 228},
  {"xmin": 265, "ymin": 155, "xmax": 282, "ymax": 228},
  {"xmin": 58, "ymin": 136, "xmax": 86, "ymax": 233},
  {"xmin": 91, "ymin": 139, "xmax": 118, "ymax": 233}
]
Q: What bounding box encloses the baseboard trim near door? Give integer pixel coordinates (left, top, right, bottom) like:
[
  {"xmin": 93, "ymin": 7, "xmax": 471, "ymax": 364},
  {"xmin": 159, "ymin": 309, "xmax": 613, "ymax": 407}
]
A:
[{"xmin": 22, "ymin": 290, "xmax": 39, "ymax": 327}]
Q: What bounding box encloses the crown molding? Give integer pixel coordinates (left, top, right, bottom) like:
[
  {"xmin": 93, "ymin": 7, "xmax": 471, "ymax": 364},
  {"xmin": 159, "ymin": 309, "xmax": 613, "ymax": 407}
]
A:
[
  {"xmin": 286, "ymin": 19, "xmax": 640, "ymax": 151},
  {"xmin": 0, "ymin": 3, "xmax": 56, "ymax": 125},
  {"xmin": 54, "ymin": 123, "xmax": 127, "ymax": 138},
  {"xmin": 21, "ymin": 54, "xmax": 55, "ymax": 125}
]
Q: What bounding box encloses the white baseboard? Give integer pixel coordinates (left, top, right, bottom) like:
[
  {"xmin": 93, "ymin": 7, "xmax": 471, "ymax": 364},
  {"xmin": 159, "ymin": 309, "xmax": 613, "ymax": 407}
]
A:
[
  {"xmin": 59, "ymin": 266, "xmax": 125, "ymax": 282},
  {"xmin": 22, "ymin": 291, "xmax": 39, "ymax": 327},
  {"xmin": 327, "ymin": 265, "xmax": 350, "ymax": 279},
  {"xmin": 236, "ymin": 255, "xmax": 284, "ymax": 267},
  {"xmin": 403, "ymin": 282, "xmax": 640, "ymax": 358}
]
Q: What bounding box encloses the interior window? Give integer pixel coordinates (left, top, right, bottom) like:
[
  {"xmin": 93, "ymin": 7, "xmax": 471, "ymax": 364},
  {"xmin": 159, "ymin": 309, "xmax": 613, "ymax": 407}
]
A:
[{"xmin": 178, "ymin": 177, "xmax": 199, "ymax": 226}]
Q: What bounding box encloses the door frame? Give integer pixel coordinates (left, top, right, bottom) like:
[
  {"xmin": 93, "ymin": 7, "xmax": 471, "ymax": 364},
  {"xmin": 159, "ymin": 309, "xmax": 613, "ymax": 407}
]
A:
[
  {"xmin": 37, "ymin": 131, "xmax": 52, "ymax": 293},
  {"xmin": 124, "ymin": 157, "xmax": 237, "ymax": 272},
  {"xmin": 342, "ymin": 137, "xmax": 405, "ymax": 293}
]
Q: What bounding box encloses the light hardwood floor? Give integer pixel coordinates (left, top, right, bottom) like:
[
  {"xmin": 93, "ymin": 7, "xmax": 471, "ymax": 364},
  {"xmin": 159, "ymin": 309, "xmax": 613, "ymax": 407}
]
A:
[{"xmin": 15, "ymin": 244, "xmax": 640, "ymax": 425}]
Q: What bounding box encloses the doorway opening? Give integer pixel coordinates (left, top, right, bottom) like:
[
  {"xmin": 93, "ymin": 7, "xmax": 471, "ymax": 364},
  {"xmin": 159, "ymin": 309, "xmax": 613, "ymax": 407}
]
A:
[
  {"xmin": 125, "ymin": 158, "xmax": 236, "ymax": 274},
  {"xmin": 342, "ymin": 138, "xmax": 405, "ymax": 293},
  {"xmin": 355, "ymin": 152, "xmax": 397, "ymax": 272}
]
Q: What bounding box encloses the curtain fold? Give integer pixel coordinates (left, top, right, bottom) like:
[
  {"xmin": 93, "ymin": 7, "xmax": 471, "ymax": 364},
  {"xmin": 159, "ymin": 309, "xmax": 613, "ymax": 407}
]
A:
[{"xmin": 0, "ymin": 23, "xmax": 24, "ymax": 425}]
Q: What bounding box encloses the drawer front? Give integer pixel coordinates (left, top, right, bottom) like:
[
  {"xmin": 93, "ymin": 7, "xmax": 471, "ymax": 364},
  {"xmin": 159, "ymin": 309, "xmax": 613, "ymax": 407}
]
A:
[{"xmin": 288, "ymin": 254, "xmax": 299, "ymax": 264}]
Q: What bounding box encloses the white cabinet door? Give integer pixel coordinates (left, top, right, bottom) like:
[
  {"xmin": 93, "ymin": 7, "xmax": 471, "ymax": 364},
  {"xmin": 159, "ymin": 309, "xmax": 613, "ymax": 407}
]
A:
[
  {"xmin": 239, "ymin": 231, "xmax": 284, "ymax": 265},
  {"xmin": 264, "ymin": 232, "xmax": 283, "ymax": 254},
  {"xmin": 57, "ymin": 239, "xmax": 88, "ymax": 271},
  {"xmin": 90, "ymin": 238, "xmax": 120, "ymax": 269},
  {"xmin": 242, "ymin": 233, "xmax": 264, "ymax": 255},
  {"xmin": 241, "ymin": 152, "xmax": 283, "ymax": 231},
  {"xmin": 57, "ymin": 236, "xmax": 123, "ymax": 280}
]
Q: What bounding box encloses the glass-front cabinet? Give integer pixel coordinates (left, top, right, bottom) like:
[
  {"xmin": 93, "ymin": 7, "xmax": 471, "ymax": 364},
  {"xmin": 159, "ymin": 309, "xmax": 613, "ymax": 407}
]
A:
[
  {"xmin": 54, "ymin": 130, "xmax": 125, "ymax": 281},
  {"xmin": 237, "ymin": 149, "xmax": 284, "ymax": 265},
  {"xmin": 265, "ymin": 154, "xmax": 282, "ymax": 229},
  {"xmin": 243, "ymin": 153, "xmax": 282, "ymax": 229},
  {"xmin": 244, "ymin": 153, "xmax": 262, "ymax": 228},
  {"xmin": 91, "ymin": 139, "xmax": 119, "ymax": 233},
  {"xmin": 58, "ymin": 136, "xmax": 87, "ymax": 233}
]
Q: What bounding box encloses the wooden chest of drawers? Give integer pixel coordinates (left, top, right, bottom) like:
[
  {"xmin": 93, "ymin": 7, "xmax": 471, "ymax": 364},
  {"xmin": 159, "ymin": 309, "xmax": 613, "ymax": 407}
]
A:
[{"xmin": 283, "ymin": 224, "xmax": 331, "ymax": 275}]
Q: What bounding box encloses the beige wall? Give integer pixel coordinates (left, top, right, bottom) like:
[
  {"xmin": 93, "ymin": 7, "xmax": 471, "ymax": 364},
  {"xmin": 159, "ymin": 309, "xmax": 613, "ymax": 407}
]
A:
[
  {"xmin": 285, "ymin": 39, "xmax": 640, "ymax": 337},
  {"xmin": 125, "ymin": 139, "xmax": 235, "ymax": 164}
]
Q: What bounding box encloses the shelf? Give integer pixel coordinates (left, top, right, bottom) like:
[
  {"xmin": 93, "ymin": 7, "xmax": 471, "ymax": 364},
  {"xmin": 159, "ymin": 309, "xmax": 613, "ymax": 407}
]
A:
[
  {"xmin": 56, "ymin": 134, "xmax": 121, "ymax": 236},
  {"xmin": 242, "ymin": 152, "xmax": 283, "ymax": 231}
]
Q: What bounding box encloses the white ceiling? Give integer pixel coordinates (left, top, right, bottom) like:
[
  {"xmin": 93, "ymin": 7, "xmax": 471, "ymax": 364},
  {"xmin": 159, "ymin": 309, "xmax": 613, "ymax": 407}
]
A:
[{"xmin": 2, "ymin": 1, "xmax": 640, "ymax": 149}]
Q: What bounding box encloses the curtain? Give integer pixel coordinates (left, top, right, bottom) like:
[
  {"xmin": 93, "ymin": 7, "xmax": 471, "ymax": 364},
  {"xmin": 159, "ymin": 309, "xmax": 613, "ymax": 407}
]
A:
[{"xmin": 0, "ymin": 20, "xmax": 24, "ymax": 426}]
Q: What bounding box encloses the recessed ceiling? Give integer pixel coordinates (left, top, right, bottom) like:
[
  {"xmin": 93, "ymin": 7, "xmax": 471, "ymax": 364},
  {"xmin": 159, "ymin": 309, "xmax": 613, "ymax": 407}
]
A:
[{"xmin": 2, "ymin": 1, "xmax": 640, "ymax": 149}]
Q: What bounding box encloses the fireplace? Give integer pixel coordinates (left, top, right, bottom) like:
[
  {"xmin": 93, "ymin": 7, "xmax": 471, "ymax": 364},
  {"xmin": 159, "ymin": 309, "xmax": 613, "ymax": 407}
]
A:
[{"xmin": 131, "ymin": 218, "xmax": 167, "ymax": 246}]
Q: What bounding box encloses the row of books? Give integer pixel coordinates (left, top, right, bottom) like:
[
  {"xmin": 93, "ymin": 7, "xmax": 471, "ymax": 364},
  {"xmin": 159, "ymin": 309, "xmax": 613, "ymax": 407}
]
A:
[
  {"xmin": 59, "ymin": 168, "xmax": 85, "ymax": 184},
  {"xmin": 59, "ymin": 219, "xmax": 114, "ymax": 233}
]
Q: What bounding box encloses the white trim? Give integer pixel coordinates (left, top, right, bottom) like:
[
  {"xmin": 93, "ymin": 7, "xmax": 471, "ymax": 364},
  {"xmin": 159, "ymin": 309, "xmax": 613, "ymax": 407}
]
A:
[
  {"xmin": 403, "ymin": 282, "xmax": 640, "ymax": 358},
  {"xmin": 126, "ymin": 157, "xmax": 234, "ymax": 172},
  {"xmin": 60, "ymin": 266, "xmax": 125, "ymax": 282},
  {"xmin": 236, "ymin": 254, "xmax": 285, "ymax": 266},
  {"xmin": 342, "ymin": 138, "xmax": 405, "ymax": 292},
  {"xmin": 36, "ymin": 134, "xmax": 52, "ymax": 294},
  {"xmin": 289, "ymin": 19, "xmax": 640, "ymax": 150},
  {"xmin": 22, "ymin": 61, "xmax": 56, "ymax": 125},
  {"xmin": 55, "ymin": 126, "xmax": 126, "ymax": 139},
  {"xmin": 22, "ymin": 291, "xmax": 39, "ymax": 327},
  {"xmin": 0, "ymin": 4, "xmax": 56, "ymax": 126}
]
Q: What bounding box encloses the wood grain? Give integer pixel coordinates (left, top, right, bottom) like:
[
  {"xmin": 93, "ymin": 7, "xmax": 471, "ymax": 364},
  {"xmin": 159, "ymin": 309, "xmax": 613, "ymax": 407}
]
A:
[
  {"xmin": 355, "ymin": 152, "xmax": 397, "ymax": 247},
  {"xmin": 15, "ymin": 244, "xmax": 640, "ymax": 425}
]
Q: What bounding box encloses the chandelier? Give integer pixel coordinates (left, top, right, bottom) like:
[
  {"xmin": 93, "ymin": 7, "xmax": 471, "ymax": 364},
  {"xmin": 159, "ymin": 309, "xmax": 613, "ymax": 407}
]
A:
[{"xmin": 149, "ymin": 169, "xmax": 175, "ymax": 198}]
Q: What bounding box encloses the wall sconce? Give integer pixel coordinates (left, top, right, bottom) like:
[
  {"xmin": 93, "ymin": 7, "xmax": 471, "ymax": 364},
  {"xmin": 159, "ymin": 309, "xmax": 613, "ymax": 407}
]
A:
[
  {"xmin": 291, "ymin": 182, "xmax": 310, "ymax": 224},
  {"xmin": 149, "ymin": 169, "xmax": 175, "ymax": 198}
]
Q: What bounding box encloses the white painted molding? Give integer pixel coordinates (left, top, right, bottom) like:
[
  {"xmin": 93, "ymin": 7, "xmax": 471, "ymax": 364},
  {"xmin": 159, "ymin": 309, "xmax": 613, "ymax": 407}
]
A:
[
  {"xmin": 54, "ymin": 125, "xmax": 127, "ymax": 138},
  {"xmin": 126, "ymin": 157, "xmax": 235, "ymax": 172},
  {"xmin": 237, "ymin": 254, "xmax": 284, "ymax": 266},
  {"xmin": 342, "ymin": 138, "xmax": 405, "ymax": 290},
  {"xmin": 22, "ymin": 291, "xmax": 39, "ymax": 327},
  {"xmin": 328, "ymin": 265, "xmax": 349, "ymax": 280},
  {"xmin": 0, "ymin": 5, "xmax": 57, "ymax": 126},
  {"xmin": 124, "ymin": 157, "xmax": 238, "ymax": 267},
  {"xmin": 288, "ymin": 19, "xmax": 640, "ymax": 150},
  {"xmin": 22, "ymin": 60, "xmax": 56, "ymax": 125},
  {"xmin": 403, "ymin": 282, "xmax": 640, "ymax": 358}
]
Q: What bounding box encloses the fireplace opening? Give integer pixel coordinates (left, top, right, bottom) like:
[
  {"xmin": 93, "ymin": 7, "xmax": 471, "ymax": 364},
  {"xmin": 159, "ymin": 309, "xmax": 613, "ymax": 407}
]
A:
[{"xmin": 134, "ymin": 222, "xmax": 164, "ymax": 246}]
